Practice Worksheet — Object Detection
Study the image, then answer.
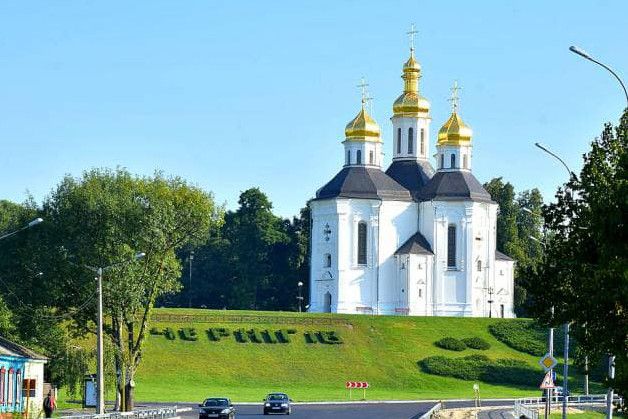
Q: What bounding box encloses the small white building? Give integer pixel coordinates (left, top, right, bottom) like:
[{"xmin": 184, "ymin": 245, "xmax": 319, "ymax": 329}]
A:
[
  {"xmin": 308, "ymin": 45, "xmax": 515, "ymax": 318},
  {"xmin": 0, "ymin": 336, "xmax": 48, "ymax": 418}
]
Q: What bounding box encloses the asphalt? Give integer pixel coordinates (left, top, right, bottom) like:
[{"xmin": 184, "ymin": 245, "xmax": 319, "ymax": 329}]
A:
[{"xmin": 144, "ymin": 399, "xmax": 517, "ymax": 419}]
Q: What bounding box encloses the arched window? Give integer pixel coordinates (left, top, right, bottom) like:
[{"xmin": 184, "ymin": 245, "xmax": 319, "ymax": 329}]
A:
[
  {"xmin": 440, "ymin": 154, "xmax": 444, "ymax": 169},
  {"xmin": 397, "ymin": 128, "xmax": 402, "ymax": 154},
  {"xmin": 357, "ymin": 221, "xmax": 367, "ymax": 265},
  {"xmin": 450, "ymin": 154, "xmax": 456, "ymax": 168},
  {"xmin": 420, "ymin": 129, "xmax": 425, "ymax": 155},
  {"xmin": 408, "ymin": 127, "xmax": 414, "ymax": 154},
  {"xmin": 7, "ymin": 369, "xmax": 13, "ymax": 405},
  {"xmin": 323, "ymin": 292, "xmax": 332, "ymax": 313},
  {"xmin": 346, "ymin": 150, "xmax": 351, "ymax": 165},
  {"xmin": 356, "ymin": 150, "xmax": 362, "ymax": 165},
  {"xmin": 369, "ymin": 150, "xmax": 374, "ymax": 165},
  {"xmin": 463, "ymin": 154, "xmax": 468, "ymax": 169},
  {"xmin": 447, "ymin": 224, "xmax": 456, "ymax": 268},
  {"xmin": 477, "ymin": 260, "xmax": 482, "ymax": 272},
  {"xmin": 0, "ymin": 368, "xmax": 5, "ymax": 405},
  {"xmin": 15, "ymin": 370, "xmax": 20, "ymax": 405},
  {"xmin": 324, "ymin": 253, "xmax": 331, "ymax": 268}
]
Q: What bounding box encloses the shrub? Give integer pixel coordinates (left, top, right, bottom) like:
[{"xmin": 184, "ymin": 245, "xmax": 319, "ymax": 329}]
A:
[
  {"xmin": 419, "ymin": 354, "xmax": 538, "ymax": 386},
  {"xmin": 149, "ymin": 327, "xmax": 162, "ymax": 335},
  {"xmin": 489, "ymin": 321, "xmax": 549, "ymax": 356},
  {"xmin": 234, "ymin": 329, "xmax": 247, "ymax": 343},
  {"xmin": 304, "ymin": 332, "xmax": 316, "ymax": 344},
  {"xmin": 322, "ymin": 331, "xmax": 343, "ymax": 344},
  {"xmin": 164, "ymin": 327, "xmax": 176, "ymax": 340},
  {"xmin": 462, "ymin": 337, "xmax": 491, "ymax": 350},
  {"xmin": 275, "ymin": 330, "xmax": 292, "ymax": 343},
  {"xmin": 179, "ymin": 328, "xmax": 198, "ymax": 341},
  {"xmin": 207, "ymin": 329, "xmax": 220, "ymax": 342},
  {"xmin": 261, "ymin": 330, "xmax": 277, "ymax": 344},
  {"xmin": 434, "ymin": 337, "xmax": 467, "ymax": 351},
  {"xmin": 246, "ymin": 329, "xmax": 263, "ymax": 343}
]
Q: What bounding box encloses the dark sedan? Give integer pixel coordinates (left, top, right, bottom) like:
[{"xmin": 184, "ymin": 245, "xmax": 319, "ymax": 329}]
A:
[
  {"xmin": 199, "ymin": 398, "xmax": 235, "ymax": 419},
  {"xmin": 263, "ymin": 393, "xmax": 292, "ymax": 415}
]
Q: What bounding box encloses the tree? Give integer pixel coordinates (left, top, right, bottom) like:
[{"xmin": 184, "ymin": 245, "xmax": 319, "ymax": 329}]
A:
[
  {"xmin": 484, "ymin": 179, "xmax": 544, "ymax": 316},
  {"xmin": 41, "ymin": 168, "xmax": 221, "ymax": 410},
  {"xmin": 524, "ymin": 110, "xmax": 628, "ymax": 400}
]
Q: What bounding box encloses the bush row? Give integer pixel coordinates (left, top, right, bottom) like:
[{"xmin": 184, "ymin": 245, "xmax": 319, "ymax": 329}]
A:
[
  {"xmin": 234, "ymin": 329, "xmax": 297, "ymax": 344},
  {"xmin": 304, "ymin": 331, "xmax": 343, "ymax": 345},
  {"xmin": 489, "ymin": 321, "xmax": 549, "ymax": 356},
  {"xmin": 419, "ymin": 354, "xmax": 537, "ymax": 386},
  {"xmin": 434, "ymin": 337, "xmax": 490, "ymax": 351}
]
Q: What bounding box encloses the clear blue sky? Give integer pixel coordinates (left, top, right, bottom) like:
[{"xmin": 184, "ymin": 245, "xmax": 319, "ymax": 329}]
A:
[{"xmin": 1, "ymin": 1, "xmax": 626, "ymax": 218}]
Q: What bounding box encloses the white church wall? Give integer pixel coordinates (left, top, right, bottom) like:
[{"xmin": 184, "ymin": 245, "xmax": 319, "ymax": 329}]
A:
[
  {"xmin": 468, "ymin": 201, "xmax": 498, "ymax": 317},
  {"xmin": 390, "ymin": 116, "xmax": 431, "ymax": 160},
  {"xmin": 377, "ymin": 200, "xmax": 417, "ymax": 315},
  {"xmin": 494, "ymin": 260, "xmax": 515, "ymax": 318},
  {"xmin": 343, "ymin": 141, "xmax": 383, "ymax": 167}
]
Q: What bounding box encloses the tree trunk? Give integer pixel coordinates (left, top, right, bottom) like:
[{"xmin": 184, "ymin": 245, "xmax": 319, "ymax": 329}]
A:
[
  {"xmin": 124, "ymin": 371, "xmax": 135, "ymax": 412},
  {"xmin": 113, "ymin": 318, "xmax": 125, "ymax": 411}
]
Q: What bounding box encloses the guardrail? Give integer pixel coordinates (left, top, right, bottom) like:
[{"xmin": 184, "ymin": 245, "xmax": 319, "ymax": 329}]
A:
[
  {"xmin": 151, "ymin": 313, "xmax": 350, "ymax": 326},
  {"xmin": 513, "ymin": 394, "xmax": 624, "ymax": 419},
  {"xmin": 58, "ymin": 406, "xmax": 180, "ymax": 419}
]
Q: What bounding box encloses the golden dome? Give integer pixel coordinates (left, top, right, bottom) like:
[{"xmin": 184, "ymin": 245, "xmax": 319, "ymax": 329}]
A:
[
  {"xmin": 392, "ymin": 51, "xmax": 430, "ymax": 117},
  {"xmin": 437, "ymin": 112, "xmax": 473, "ymax": 146},
  {"xmin": 345, "ymin": 104, "xmax": 381, "ymax": 141}
]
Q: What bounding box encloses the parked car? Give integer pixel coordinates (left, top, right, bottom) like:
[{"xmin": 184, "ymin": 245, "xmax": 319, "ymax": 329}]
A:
[
  {"xmin": 263, "ymin": 393, "xmax": 292, "ymax": 415},
  {"xmin": 199, "ymin": 398, "xmax": 236, "ymax": 419}
]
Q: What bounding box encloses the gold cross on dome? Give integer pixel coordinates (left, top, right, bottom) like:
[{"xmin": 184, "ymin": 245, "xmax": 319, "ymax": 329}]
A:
[
  {"xmin": 448, "ymin": 80, "xmax": 462, "ymax": 113},
  {"xmin": 407, "ymin": 23, "xmax": 418, "ymax": 53},
  {"xmin": 357, "ymin": 77, "xmax": 370, "ymax": 106}
]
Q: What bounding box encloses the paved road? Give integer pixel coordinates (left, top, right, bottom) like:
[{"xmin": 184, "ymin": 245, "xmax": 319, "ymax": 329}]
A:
[
  {"xmin": 147, "ymin": 399, "xmax": 516, "ymax": 419},
  {"xmin": 160, "ymin": 402, "xmax": 434, "ymax": 419}
]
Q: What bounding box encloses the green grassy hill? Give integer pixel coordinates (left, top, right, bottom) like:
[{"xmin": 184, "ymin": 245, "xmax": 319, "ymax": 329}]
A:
[{"xmin": 127, "ymin": 308, "xmax": 589, "ymax": 403}]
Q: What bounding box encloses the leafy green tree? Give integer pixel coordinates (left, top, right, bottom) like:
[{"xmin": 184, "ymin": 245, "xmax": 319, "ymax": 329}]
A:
[
  {"xmin": 484, "ymin": 179, "xmax": 544, "ymax": 316},
  {"xmin": 40, "ymin": 168, "xmax": 221, "ymax": 410},
  {"xmin": 524, "ymin": 110, "xmax": 628, "ymax": 400}
]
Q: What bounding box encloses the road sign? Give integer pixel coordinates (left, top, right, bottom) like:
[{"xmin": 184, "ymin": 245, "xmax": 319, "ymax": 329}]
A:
[
  {"xmin": 540, "ymin": 371, "xmax": 555, "ymax": 389},
  {"xmin": 345, "ymin": 381, "xmax": 369, "ymax": 389},
  {"xmin": 539, "ymin": 353, "xmax": 558, "ymax": 371}
]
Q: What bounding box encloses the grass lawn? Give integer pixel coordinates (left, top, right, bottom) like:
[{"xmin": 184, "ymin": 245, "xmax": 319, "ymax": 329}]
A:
[{"xmin": 100, "ymin": 308, "xmax": 593, "ymax": 403}]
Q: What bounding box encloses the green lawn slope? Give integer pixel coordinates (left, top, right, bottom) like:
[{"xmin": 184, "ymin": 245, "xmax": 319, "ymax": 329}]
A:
[{"xmin": 127, "ymin": 308, "xmax": 590, "ymax": 403}]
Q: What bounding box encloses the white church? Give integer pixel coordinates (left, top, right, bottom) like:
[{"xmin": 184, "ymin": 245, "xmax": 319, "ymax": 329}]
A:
[{"xmin": 308, "ymin": 41, "xmax": 515, "ymax": 318}]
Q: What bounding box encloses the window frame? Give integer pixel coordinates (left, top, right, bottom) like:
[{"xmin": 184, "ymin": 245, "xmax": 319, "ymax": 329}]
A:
[
  {"xmin": 450, "ymin": 153, "xmax": 456, "ymax": 168},
  {"xmin": 408, "ymin": 127, "xmax": 414, "ymax": 154},
  {"xmin": 420, "ymin": 128, "xmax": 425, "ymax": 154},
  {"xmin": 397, "ymin": 128, "xmax": 402, "ymax": 154},
  {"xmin": 447, "ymin": 224, "xmax": 457, "ymax": 268},
  {"xmin": 357, "ymin": 221, "xmax": 367, "ymax": 265},
  {"xmin": 356, "ymin": 150, "xmax": 362, "ymax": 165}
]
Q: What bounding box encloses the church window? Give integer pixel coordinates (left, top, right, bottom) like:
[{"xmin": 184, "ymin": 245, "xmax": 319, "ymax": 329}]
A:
[
  {"xmin": 408, "ymin": 128, "xmax": 414, "ymax": 154},
  {"xmin": 500, "ymin": 304, "xmax": 505, "ymax": 318},
  {"xmin": 346, "ymin": 150, "xmax": 350, "ymax": 165},
  {"xmin": 369, "ymin": 150, "xmax": 374, "ymax": 164},
  {"xmin": 477, "ymin": 260, "xmax": 482, "ymax": 272},
  {"xmin": 418, "ymin": 289, "xmax": 422, "ymax": 298},
  {"xmin": 356, "ymin": 150, "xmax": 362, "ymax": 165},
  {"xmin": 357, "ymin": 221, "xmax": 367, "ymax": 265},
  {"xmin": 14, "ymin": 370, "xmax": 20, "ymax": 405},
  {"xmin": 420, "ymin": 129, "xmax": 425, "ymax": 154},
  {"xmin": 447, "ymin": 224, "xmax": 456, "ymax": 268},
  {"xmin": 440, "ymin": 154, "xmax": 444, "ymax": 169},
  {"xmin": 450, "ymin": 154, "xmax": 456, "ymax": 168},
  {"xmin": 463, "ymin": 154, "xmax": 468, "ymax": 169},
  {"xmin": 324, "ymin": 253, "xmax": 331, "ymax": 268},
  {"xmin": 323, "ymin": 292, "xmax": 332, "ymax": 313},
  {"xmin": 397, "ymin": 128, "xmax": 402, "ymax": 154}
]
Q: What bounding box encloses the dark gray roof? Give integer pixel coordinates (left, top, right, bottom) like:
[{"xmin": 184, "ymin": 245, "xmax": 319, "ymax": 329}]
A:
[
  {"xmin": 418, "ymin": 171, "xmax": 494, "ymax": 203},
  {"xmin": 0, "ymin": 336, "xmax": 48, "ymax": 361},
  {"xmin": 385, "ymin": 160, "xmax": 435, "ymax": 200},
  {"xmin": 315, "ymin": 167, "xmax": 413, "ymax": 201},
  {"xmin": 495, "ymin": 250, "xmax": 515, "ymax": 261},
  {"xmin": 395, "ymin": 232, "xmax": 434, "ymax": 255}
]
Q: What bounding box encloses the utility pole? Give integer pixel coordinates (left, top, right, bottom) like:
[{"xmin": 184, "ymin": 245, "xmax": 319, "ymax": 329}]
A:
[
  {"xmin": 297, "ymin": 281, "xmax": 304, "ymax": 313},
  {"xmin": 545, "ymin": 306, "xmax": 554, "ymax": 419},
  {"xmin": 96, "ymin": 267, "xmax": 104, "ymax": 415},
  {"xmin": 562, "ymin": 323, "xmax": 570, "ymax": 419},
  {"xmin": 188, "ymin": 251, "xmax": 194, "ymax": 308},
  {"xmin": 607, "ymin": 355, "xmax": 616, "ymax": 419}
]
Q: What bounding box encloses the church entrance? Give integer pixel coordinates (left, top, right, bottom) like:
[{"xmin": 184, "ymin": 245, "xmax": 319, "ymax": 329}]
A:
[{"xmin": 323, "ymin": 292, "xmax": 332, "ymax": 313}]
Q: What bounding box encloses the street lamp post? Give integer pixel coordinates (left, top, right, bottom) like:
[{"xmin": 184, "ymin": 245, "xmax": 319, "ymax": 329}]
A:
[
  {"xmin": 0, "ymin": 218, "xmax": 43, "ymax": 241},
  {"xmin": 297, "ymin": 281, "xmax": 304, "ymax": 313},
  {"xmin": 570, "ymin": 45, "xmax": 626, "ymax": 419},
  {"xmin": 188, "ymin": 251, "xmax": 194, "ymax": 309},
  {"xmin": 82, "ymin": 252, "xmax": 145, "ymax": 414},
  {"xmin": 486, "ymin": 287, "xmax": 494, "ymax": 318},
  {"xmin": 569, "ymin": 46, "xmax": 628, "ymax": 107}
]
